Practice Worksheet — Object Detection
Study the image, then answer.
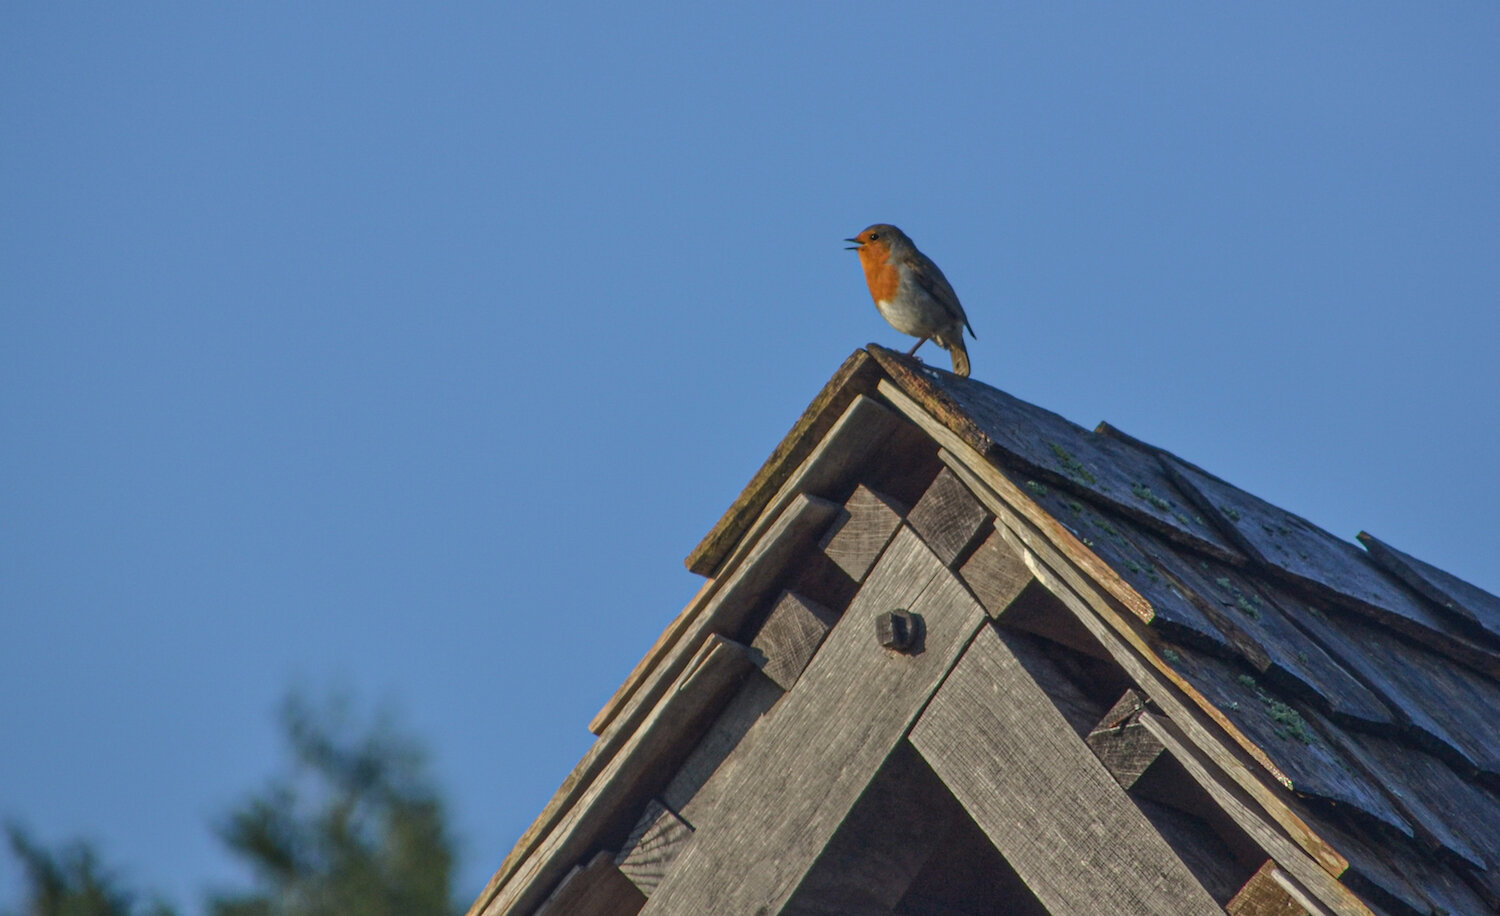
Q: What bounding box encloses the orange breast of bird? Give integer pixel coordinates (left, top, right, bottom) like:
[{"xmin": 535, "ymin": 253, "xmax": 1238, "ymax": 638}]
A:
[{"xmin": 857, "ymin": 239, "xmax": 902, "ymax": 303}]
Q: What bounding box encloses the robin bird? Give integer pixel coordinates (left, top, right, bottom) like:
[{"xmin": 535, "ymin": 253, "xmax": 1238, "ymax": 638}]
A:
[{"xmin": 846, "ymin": 224, "xmax": 975, "ymax": 377}]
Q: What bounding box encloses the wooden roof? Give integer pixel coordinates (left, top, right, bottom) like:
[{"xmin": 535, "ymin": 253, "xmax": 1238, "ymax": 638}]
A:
[{"xmin": 471, "ymin": 347, "xmax": 1500, "ymax": 916}]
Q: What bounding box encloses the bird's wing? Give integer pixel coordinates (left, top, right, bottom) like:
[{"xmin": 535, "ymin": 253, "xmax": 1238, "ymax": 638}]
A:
[{"xmin": 903, "ymin": 251, "xmax": 976, "ymax": 338}]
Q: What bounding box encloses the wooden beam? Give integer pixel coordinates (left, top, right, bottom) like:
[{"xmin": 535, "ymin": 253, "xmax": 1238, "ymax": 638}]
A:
[
  {"xmin": 534, "ymin": 850, "xmax": 645, "ymax": 916},
  {"xmin": 614, "ymin": 799, "xmax": 693, "ymax": 899},
  {"xmin": 916, "ymin": 436, "xmax": 1356, "ymax": 882},
  {"xmin": 477, "ymin": 636, "xmax": 755, "ymax": 916},
  {"xmin": 877, "ymin": 379, "xmax": 1156, "ymax": 624},
  {"xmin": 781, "ymin": 743, "xmax": 960, "ymax": 915},
  {"xmin": 641, "ymin": 527, "xmax": 990, "ymax": 914},
  {"xmin": 1136, "ymin": 712, "xmax": 1368, "ymax": 916},
  {"xmin": 662, "ymin": 672, "xmax": 783, "ymax": 826},
  {"xmin": 1227, "ymin": 861, "xmax": 1312, "ymax": 916},
  {"xmin": 592, "ymin": 491, "xmax": 840, "ymax": 736},
  {"xmin": 821, "ymin": 484, "xmax": 907, "ymax": 582},
  {"xmin": 1086, "ymin": 690, "xmax": 1166, "ymax": 791},
  {"xmin": 689, "ymin": 363, "xmax": 893, "ymax": 577},
  {"xmin": 905, "ymin": 466, "xmax": 990, "ymax": 567},
  {"xmin": 750, "ymin": 591, "xmax": 839, "ymax": 691},
  {"xmin": 955, "ymin": 528, "xmax": 1033, "ymax": 619},
  {"xmin": 909, "ymin": 623, "xmax": 1222, "ymax": 915}
]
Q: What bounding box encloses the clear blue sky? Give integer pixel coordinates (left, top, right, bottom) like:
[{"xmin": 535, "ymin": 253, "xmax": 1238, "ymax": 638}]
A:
[{"xmin": 3, "ymin": 4, "xmax": 1497, "ymax": 911}]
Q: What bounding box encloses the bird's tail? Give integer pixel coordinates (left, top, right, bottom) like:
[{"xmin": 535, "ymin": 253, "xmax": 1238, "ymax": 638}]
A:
[
  {"xmin": 946, "ymin": 336, "xmax": 971, "ymax": 377},
  {"xmin": 948, "ymin": 338, "xmax": 972, "ymax": 377}
]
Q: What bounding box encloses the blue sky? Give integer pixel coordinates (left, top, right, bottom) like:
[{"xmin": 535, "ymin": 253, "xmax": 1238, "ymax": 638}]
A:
[{"xmin": 3, "ymin": 4, "xmax": 1497, "ymax": 910}]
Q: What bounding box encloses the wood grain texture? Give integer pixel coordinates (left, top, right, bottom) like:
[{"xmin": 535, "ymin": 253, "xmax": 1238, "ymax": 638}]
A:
[
  {"xmin": 1086, "ymin": 691, "xmax": 1164, "ymax": 790},
  {"xmin": 781, "ymin": 743, "xmax": 960, "ymax": 916},
  {"xmin": 749, "ymin": 591, "xmax": 838, "ymax": 691},
  {"xmin": 468, "ymin": 495, "xmax": 838, "ymax": 915},
  {"xmin": 1226, "ymin": 861, "xmax": 1309, "ymax": 916},
  {"xmin": 534, "ymin": 850, "xmax": 645, "ymax": 916},
  {"xmin": 1151, "ymin": 640, "xmax": 1413, "ymax": 840},
  {"xmin": 1164, "ymin": 454, "xmax": 1500, "ymax": 677},
  {"xmin": 1139, "ymin": 542, "xmax": 1393, "ymax": 731},
  {"xmin": 592, "ymin": 490, "xmax": 838, "ymax": 736},
  {"xmin": 909, "ymin": 622, "xmax": 1223, "ymax": 916},
  {"xmin": 1290, "ymin": 797, "xmax": 1493, "ymax": 916},
  {"xmin": 477, "ymin": 636, "xmax": 754, "ymax": 916},
  {"xmin": 820, "ymin": 484, "xmax": 906, "ymax": 583},
  {"xmin": 869, "ymin": 344, "xmax": 1243, "ymax": 563},
  {"xmin": 1324, "ymin": 717, "xmax": 1496, "ymax": 875},
  {"xmin": 664, "ymin": 672, "xmax": 783, "ymax": 827},
  {"xmin": 927, "ymin": 443, "xmax": 1357, "ymax": 883},
  {"xmin": 614, "ymin": 800, "xmax": 693, "ymax": 898},
  {"xmin": 879, "ymin": 381, "xmax": 1158, "ymax": 625},
  {"xmin": 1280, "ymin": 586, "xmax": 1500, "ymax": 784},
  {"xmin": 1136, "ymin": 712, "xmax": 1374, "ymax": 916},
  {"xmin": 1008, "ymin": 472, "xmax": 1230, "ymax": 651},
  {"xmin": 687, "ymin": 350, "xmax": 886, "ymax": 577},
  {"xmin": 905, "ymin": 466, "xmax": 990, "ymax": 567},
  {"xmin": 641, "ymin": 527, "xmax": 990, "ymax": 914},
  {"xmin": 956, "ymin": 527, "xmax": 1034, "ymax": 618},
  {"xmin": 1360, "ymin": 530, "xmax": 1500, "ymax": 641}
]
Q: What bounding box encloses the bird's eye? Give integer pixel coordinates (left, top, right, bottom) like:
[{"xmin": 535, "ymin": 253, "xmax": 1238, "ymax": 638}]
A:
[{"xmin": 868, "ymin": 233, "xmax": 879, "ymax": 240}]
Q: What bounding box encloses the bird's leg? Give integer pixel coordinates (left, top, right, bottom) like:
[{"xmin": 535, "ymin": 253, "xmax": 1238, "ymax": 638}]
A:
[{"xmin": 906, "ymin": 337, "xmax": 930, "ymax": 357}]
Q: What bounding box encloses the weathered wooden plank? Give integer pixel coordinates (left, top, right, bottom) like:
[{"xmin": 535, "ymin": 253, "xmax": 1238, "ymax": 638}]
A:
[
  {"xmin": 1139, "ymin": 542, "xmax": 1394, "ymax": 731},
  {"xmin": 956, "ymin": 527, "xmax": 1034, "ymax": 618},
  {"xmin": 1360, "ymin": 530, "xmax": 1500, "ymax": 641},
  {"xmin": 1133, "ymin": 795, "xmax": 1253, "ymax": 904},
  {"xmin": 614, "ymin": 800, "xmax": 693, "ymax": 899},
  {"xmin": 534, "ymin": 850, "xmax": 645, "ymax": 916},
  {"xmin": 1281, "ymin": 587, "xmax": 1500, "ymax": 783},
  {"xmin": 1086, "ymin": 690, "xmax": 1165, "ymax": 791},
  {"xmin": 687, "ymin": 350, "xmax": 887, "ymax": 577},
  {"xmin": 877, "ymin": 380, "xmax": 1157, "ymax": 626},
  {"xmin": 1226, "ymin": 861, "xmax": 1310, "ymax": 916},
  {"xmin": 1001, "ymin": 472, "xmax": 1231, "ymax": 652},
  {"xmin": 821, "ymin": 484, "xmax": 907, "ymax": 582},
  {"xmin": 592, "ymin": 490, "xmax": 839, "ymax": 736},
  {"xmin": 878, "ymin": 392, "xmax": 1361, "ymax": 899},
  {"xmin": 1136, "ymin": 712, "xmax": 1374, "ymax": 916},
  {"xmin": 909, "ymin": 622, "xmax": 1222, "ymax": 915},
  {"xmin": 641, "ymin": 527, "xmax": 990, "ymax": 914},
  {"xmin": 928, "ymin": 444, "xmax": 1366, "ymax": 873},
  {"xmin": 478, "ymin": 636, "xmax": 755, "ymax": 916},
  {"xmin": 869, "ymin": 344, "xmax": 1243, "ymax": 562},
  {"xmin": 749, "ymin": 590, "xmax": 839, "ymax": 690},
  {"xmin": 1325, "ymin": 721, "xmax": 1495, "ymax": 874},
  {"xmin": 663, "ymin": 672, "xmax": 783, "ymax": 826},
  {"xmin": 1153, "ymin": 640, "xmax": 1413, "ymax": 840},
  {"xmin": 989, "ymin": 624, "xmax": 1111, "ymax": 738},
  {"xmin": 905, "ymin": 466, "xmax": 991, "ymax": 567},
  {"xmin": 782, "ymin": 743, "xmax": 960, "ymax": 916},
  {"xmin": 470, "ymin": 492, "xmax": 841, "ymax": 916},
  {"xmin": 1292, "ymin": 798, "xmax": 1493, "ymax": 916},
  {"xmin": 1164, "ymin": 454, "xmax": 1500, "ymax": 677}
]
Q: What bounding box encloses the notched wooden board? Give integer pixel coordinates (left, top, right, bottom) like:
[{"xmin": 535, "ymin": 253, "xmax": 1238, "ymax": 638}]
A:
[
  {"xmin": 1163, "ymin": 455, "xmax": 1500, "ymax": 676},
  {"xmin": 687, "ymin": 349, "xmax": 885, "ymax": 576},
  {"xmin": 1154, "ymin": 639, "xmax": 1413, "ymax": 841},
  {"xmin": 1360, "ymin": 531, "xmax": 1500, "ymax": 643},
  {"xmin": 1281, "ymin": 589, "xmax": 1500, "ymax": 785},
  {"xmin": 1134, "ymin": 533, "xmax": 1394, "ymax": 731},
  {"xmin": 870, "ymin": 344, "xmax": 1241, "ymax": 562},
  {"xmin": 1004, "ymin": 470, "xmax": 1230, "ymax": 653},
  {"xmin": 1318, "ymin": 715, "xmax": 1495, "ymax": 875}
]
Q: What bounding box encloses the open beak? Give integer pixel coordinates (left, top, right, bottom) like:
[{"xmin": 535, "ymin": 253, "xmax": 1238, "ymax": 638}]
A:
[{"xmin": 844, "ymin": 237, "xmax": 862, "ymax": 251}]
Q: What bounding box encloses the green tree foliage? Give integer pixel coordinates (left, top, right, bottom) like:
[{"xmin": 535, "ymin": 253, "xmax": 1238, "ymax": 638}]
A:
[
  {"xmin": 208, "ymin": 693, "xmax": 459, "ymax": 916},
  {"xmin": 2, "ymin": 825, "xmax": 175, "ymax": 916}
]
